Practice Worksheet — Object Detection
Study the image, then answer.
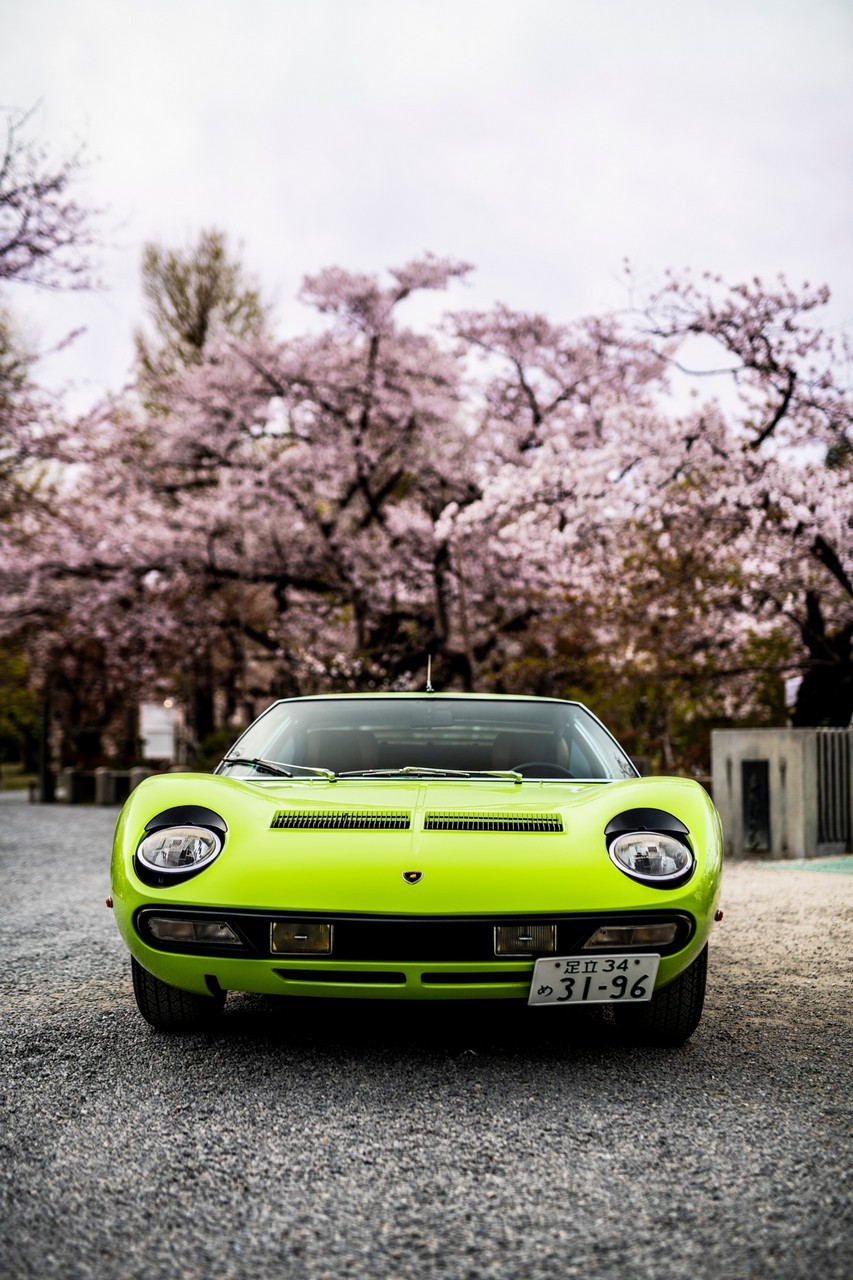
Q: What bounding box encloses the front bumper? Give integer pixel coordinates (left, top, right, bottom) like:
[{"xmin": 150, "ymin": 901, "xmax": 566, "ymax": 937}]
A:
[{"xmin": 124, "ymin": 906, "xmax": 705, "ymax": 1001}]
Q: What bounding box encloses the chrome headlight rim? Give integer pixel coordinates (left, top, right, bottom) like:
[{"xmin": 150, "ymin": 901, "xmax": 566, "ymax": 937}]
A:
[
  {"xmin": 604, "ymin": 807, "xmax": 696, "ymax": 889},
  {"xmin": 136, "ymin": 824, "xmax": 224, "ymax": 876},
  {"xmin": 133, "ymin": 805, "xmax": 228, "ymax": 887},
  {"xmin": 607, "ymin": 829, "xmax": 696, "ymax": 888}
]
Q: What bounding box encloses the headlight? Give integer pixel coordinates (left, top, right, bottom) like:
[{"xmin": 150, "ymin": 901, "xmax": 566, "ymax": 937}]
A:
[
  {"xmin": 136, "ymin": 826, "xmax": 222, "ymax": 875},
  {"xmin": 609, "ymin": 831, "xmax": 693, "ymax": 883}
]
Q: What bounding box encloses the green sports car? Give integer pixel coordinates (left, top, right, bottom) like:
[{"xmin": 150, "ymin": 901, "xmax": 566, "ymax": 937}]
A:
[{"xmin": 111, "ymin": 694, "xmax": 723, "ymax": 1043}]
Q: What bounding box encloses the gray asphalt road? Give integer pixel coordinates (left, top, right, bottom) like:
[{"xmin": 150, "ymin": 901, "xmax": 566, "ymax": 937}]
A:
[{"xmin": 1, "ymin": 792, "xmax": 850, "ymax": 1280}]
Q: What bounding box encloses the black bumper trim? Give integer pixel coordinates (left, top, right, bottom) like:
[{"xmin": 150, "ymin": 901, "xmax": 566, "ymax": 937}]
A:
[{"xmin": 134, "ymin": 906, "xmax": 696, "ymax": 963}]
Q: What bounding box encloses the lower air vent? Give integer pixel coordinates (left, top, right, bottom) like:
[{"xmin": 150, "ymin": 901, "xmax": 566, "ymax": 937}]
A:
[
  {"xmin": 271, "ymin": 810, "xmax": 411, "ymax": 831},
  {"xmin": 423, "ymin": 812, "xmax": 563, "ymax": 833},
  {"xmin": 275, "ymin": 969, "xmax": 406, "ymax": 985},
  {"xmin": 420, "ymin": 971, "xmax": 532, "ymax": 986}
]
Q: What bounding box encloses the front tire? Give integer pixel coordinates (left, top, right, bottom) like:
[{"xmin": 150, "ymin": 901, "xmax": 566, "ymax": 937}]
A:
[
  {"xmin": 131, "ymin": 957, "xmax": 225, "ymax": 1031},
  {"xmin": 613, "ymin": 946, "xmax": 707, "ymax": 1047}
]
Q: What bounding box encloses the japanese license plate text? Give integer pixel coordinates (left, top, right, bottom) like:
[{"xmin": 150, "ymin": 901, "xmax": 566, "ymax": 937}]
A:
[{"xmin": 528, "ymin": 954, "xmax": 660, "ymax": 1006}]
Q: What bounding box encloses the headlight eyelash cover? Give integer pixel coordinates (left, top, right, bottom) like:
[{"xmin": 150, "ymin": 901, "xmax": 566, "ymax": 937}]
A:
[
  {"xmin": 605, "ymin": 808, "xmax": 695, "ymax": 888},
  {"xmin": 134, "ymin": 805, "xmax": 228, "ymax": 885}
]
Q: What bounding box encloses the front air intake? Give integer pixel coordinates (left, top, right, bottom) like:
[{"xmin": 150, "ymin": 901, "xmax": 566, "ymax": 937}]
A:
[
  {"xmin": 423, "ymin": 812, "xmax": 563, "ymax": 832},
  {"xmin": 270, "ymin": 810, "xmax": 411, "ymax": 831}
]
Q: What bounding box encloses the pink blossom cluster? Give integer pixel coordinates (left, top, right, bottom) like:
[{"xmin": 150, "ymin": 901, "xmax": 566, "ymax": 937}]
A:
[{"xmin": 1, "ymin": 257, "xmax": 850, "ymax": 752}]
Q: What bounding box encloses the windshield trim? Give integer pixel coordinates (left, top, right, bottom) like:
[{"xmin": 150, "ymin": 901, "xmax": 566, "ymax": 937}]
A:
[{"xmin": 217, "ymin": 771, "xmax": 617, "ymax": 786}]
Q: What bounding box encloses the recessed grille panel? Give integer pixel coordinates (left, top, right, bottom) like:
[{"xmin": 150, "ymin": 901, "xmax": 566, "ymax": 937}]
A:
[
  {"xmin": 270, "ymin": 810, "xmax": 411, "ymax": 830},
  {"xmin": 423, "ymin": 811, "xmax": 563, "ymax": 832}
]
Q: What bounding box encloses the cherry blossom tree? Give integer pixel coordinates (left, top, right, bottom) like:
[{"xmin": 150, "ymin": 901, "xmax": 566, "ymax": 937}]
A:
[
  {"xmin": 1, "ymin": 249, "xmax": 850, "ymax": 775},
  {"xmin": 436, "ymin": 272, "xmax": 851, "ymax": 745},
  {"xmin": 3, "ymin": 256, "xmax": 478, "ymax": 760},
  {"xmin": 639, "ymin": 272, "xmax": 852, "ymax": 728},
  {"xmin": 0, "ymin": 106, "xmax": 99, "ymax": 290},
  {"xmin": 0, "ymin": 107, "xmax": 106, "ymax": 781}
]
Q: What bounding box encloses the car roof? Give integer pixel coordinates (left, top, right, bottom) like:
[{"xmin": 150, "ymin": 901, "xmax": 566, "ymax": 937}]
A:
[{"xmin": 269, "ymin": 692, "xmax": 584, "ymax": 705}]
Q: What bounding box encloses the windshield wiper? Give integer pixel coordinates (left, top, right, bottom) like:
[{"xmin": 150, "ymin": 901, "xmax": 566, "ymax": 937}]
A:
[
  {"xmin": 220, "ymin": 756, "xmax": 336, "ymax": 781},
  {"xmin": 337, "ymin": 766, "xmax": 522, "ymax": 783}
]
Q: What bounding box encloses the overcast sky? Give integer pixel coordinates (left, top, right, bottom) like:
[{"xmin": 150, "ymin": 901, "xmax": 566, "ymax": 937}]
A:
[{"xmin": 2, "ymin": 0, "xmax": 852, "ymax": 409}]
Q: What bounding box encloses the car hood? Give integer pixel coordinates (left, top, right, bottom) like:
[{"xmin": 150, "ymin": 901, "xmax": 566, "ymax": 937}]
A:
[{"xmin": 114, "ymin": 772, "xmax": 722, "ymax": 916}]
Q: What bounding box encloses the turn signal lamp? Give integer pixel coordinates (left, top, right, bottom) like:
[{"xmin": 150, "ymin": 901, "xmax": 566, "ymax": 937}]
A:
[
  {"xmin": 583, "ymin": 923, "xmax": 679, "ymax": 949},
  {"xmin": 147, "ymin": 916, "xmax": 240, "ymax": 945}
]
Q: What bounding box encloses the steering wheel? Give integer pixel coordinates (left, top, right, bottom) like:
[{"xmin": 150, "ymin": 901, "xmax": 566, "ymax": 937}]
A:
[{"xmin": 512, "ymin": 761, "xmax": 574, "ymax": 778}]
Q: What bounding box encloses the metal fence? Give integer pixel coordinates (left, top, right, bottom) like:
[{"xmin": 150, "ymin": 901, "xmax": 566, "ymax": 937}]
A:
[{"xmin": 817, "ymin": 729, "xmax": 852, "ymax": 848}]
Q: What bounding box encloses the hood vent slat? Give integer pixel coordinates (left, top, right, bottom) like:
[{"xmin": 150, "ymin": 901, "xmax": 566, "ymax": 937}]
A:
[
  {"xmin": 424, "ymin": 812, "xmax": 563, "ymax": 833},
  {"xmin": 271, "ymin": 810, "xmax": 411, "ymax": 831}
]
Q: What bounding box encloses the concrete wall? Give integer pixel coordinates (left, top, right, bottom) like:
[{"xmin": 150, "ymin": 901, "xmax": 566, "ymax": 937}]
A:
[{"xmin": 711, "ymin": 728, "xmax": 851, "ymax": 858}]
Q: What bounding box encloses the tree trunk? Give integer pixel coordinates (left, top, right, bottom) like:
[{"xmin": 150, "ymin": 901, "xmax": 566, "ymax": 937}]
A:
[
  {"xmin": 37, "ymin": 694, "xmax": 54, "ymax": 803},
  {"xmin": 792, "ymin": 591, "xmax": 853, "ymax": 727}
]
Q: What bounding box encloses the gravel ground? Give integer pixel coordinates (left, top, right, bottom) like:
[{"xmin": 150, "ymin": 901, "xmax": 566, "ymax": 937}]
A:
[{"xmin": 1, "ymin": 792, "xmax": 850, "ymax": 1280}]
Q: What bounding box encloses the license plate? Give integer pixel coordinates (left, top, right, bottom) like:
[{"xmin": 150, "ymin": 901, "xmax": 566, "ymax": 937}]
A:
[{"xmin": 528, "ymin": 954, "xmax": 660, "ymax": 1006}]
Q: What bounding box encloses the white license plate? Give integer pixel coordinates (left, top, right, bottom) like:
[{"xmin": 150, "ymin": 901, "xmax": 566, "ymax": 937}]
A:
[{"xmin": 528, "ymin": 954, "xmax": 660, "ymax": 1006}]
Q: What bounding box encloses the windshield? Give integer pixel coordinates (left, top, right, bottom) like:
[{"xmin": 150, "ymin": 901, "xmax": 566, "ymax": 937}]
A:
[{"xmin": 217, "ymin": 697, "xmax": 636, "ymax": 782}]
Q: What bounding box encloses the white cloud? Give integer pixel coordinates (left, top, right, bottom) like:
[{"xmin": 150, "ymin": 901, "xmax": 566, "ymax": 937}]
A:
[{"xmin": 2, "ymin": 0, "xmax": 851, "ymax": 408}]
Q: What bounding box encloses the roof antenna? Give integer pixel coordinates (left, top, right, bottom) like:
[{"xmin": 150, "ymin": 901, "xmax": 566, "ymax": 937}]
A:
[{"xmin": 426, "ymin": 654, "xmax": 434, "ymax": 693}]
